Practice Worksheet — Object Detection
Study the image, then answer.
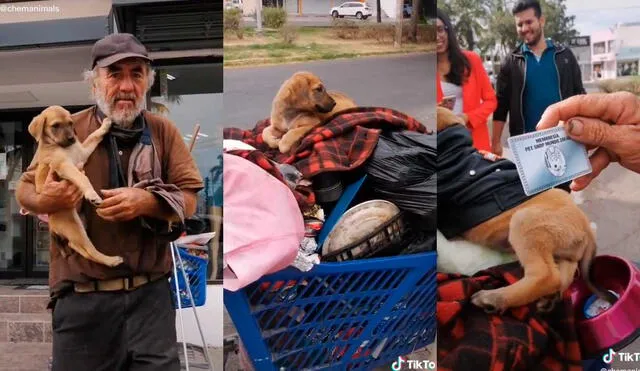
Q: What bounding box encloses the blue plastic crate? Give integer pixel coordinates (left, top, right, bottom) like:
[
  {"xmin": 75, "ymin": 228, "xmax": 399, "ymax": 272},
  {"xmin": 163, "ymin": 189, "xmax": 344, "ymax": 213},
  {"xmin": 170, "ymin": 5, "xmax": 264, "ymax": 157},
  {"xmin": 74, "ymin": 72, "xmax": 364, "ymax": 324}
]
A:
[
  {"xmin": 225, "ymin": 251, "xmax": 437, "ymax": 370},
  {"xmin": 170, "ymin": 246, "xmax": 208, "ymax": 309}
]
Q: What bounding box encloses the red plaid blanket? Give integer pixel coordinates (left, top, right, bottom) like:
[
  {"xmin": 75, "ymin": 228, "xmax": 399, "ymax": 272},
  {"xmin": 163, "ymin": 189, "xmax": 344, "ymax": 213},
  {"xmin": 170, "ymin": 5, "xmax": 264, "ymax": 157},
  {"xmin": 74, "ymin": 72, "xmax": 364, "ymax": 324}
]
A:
[
  {"xmin": 437, "ymin": 262, "xmax": 583, "ymax": 371},
  {"xmin": 224, "ymin": 107, "xmax": 429, "ymax": 210}
]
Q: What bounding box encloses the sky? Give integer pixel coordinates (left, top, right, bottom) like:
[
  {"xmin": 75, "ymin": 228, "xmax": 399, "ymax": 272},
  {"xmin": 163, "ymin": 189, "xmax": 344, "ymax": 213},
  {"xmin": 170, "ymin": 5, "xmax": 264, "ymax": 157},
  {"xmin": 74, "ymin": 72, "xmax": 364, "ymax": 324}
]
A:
[{"xmin": 565, "ymin": 0, "xmax": 640, "ymax": 36}]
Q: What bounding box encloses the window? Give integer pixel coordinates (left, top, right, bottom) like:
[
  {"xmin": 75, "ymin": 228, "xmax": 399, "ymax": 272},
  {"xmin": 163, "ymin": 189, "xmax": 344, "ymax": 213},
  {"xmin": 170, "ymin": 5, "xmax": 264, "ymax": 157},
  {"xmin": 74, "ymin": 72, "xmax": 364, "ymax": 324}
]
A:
[
  {"xmin": 149, "ymin": 61, "xmax": 224, "ymax": 283},
  {"xmin": 0, "ymin": 122, "xmax": 26, "ymax": 274},
  {"xmin": 608, "ymin": 40, "xmax": 615, "ymax": 53},
  {"xmin": 593, "ymin": 42, "xmax": 606, "ymax": 55},
  {"xmin": 617, "ymin": 60, "xmax": 638, "ymax": 77}
]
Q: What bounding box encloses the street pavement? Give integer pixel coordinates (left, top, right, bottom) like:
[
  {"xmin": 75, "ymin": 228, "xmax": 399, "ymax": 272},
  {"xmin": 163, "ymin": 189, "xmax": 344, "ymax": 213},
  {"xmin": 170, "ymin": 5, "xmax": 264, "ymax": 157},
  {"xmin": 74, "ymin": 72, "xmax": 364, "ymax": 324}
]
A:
[{"xmin": 223, "ymin": 52, "xmax": 435, "ymax": 130}]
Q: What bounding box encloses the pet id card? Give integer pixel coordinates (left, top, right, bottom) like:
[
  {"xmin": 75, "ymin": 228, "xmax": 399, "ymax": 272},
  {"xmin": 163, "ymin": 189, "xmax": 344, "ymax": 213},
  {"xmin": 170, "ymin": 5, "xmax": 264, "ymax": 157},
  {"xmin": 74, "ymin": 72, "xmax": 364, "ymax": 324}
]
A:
[{"xmin": 507, "ymin": 126, "xmax": 592, "ymax": 196}]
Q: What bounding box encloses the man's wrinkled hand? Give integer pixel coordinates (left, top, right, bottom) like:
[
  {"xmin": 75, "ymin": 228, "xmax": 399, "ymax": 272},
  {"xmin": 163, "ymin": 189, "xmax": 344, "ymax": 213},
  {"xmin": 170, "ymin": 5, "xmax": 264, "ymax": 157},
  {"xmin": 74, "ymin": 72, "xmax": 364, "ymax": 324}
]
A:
[
  {"xmin": 536, "ymin": 92, "xmax": 640, "ymax": 191},
  {"xmin": 38, "ymin": 169, "xmax": 83, "ymax": 210},
  {"xmin": 96, "ymin": 187, "xmax": 153, "ymax": 222}
]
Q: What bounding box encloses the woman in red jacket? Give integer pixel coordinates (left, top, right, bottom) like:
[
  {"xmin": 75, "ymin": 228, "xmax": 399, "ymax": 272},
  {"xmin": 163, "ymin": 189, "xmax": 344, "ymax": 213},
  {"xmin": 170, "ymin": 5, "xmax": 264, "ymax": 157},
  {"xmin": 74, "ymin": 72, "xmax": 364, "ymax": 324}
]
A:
[{"xmin": 436, "ymin": 9, "xmax": 497, "ymax": 152}]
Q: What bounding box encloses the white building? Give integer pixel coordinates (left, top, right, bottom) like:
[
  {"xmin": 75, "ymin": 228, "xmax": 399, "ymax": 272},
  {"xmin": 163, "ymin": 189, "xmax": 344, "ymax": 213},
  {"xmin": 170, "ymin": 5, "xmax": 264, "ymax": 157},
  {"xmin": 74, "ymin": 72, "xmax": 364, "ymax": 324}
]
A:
[
  {"xmin": 590, "ymin": 29, "xmax": 617, "ymax": 80},
  {"xmin": 590, "ymin": 22, "xmax": 640, "ymax": 81},
  {"xmin": 569, "ymin": 36, "xmax": 592, "ymax": 83}
]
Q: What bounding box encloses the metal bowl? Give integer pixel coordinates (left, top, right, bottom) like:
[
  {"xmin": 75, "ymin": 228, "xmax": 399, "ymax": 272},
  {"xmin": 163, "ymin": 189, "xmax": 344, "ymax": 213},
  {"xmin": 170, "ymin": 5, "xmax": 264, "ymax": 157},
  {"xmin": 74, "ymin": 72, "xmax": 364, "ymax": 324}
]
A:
[{"xmin": 322, "ymin": 200, "xmax": 401, "ymax": 258}]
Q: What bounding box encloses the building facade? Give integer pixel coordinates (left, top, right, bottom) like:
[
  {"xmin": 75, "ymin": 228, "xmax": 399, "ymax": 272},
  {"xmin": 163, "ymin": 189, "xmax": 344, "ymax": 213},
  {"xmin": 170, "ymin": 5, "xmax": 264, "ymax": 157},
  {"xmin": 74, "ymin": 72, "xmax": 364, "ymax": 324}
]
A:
[
  {"xmin": 569, "ymin": 36, "xmax": 592, "ymax": 83},
  {"xmin": 583, "ymin": 22, "xmax": 640, "ymax": 82}
]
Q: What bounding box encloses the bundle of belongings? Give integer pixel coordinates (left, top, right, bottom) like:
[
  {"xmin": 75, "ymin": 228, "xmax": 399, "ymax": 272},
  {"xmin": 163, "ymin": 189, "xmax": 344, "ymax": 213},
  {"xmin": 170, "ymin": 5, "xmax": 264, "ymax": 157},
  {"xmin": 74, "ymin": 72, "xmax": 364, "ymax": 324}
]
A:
[
  {"xmin": 222, "ymin": 106, "xmax": 437, "ymax": 292},
  {"xmin": 435, "ymin": 107, "xmax": 593, "ymax": 371}
]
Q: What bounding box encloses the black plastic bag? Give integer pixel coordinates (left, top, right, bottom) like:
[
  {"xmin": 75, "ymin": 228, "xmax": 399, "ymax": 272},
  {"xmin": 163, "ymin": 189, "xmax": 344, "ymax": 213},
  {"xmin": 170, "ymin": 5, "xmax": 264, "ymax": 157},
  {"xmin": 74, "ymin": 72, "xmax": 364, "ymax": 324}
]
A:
[
  {"xmin": 364, "ymin": 130, "xmax": 437, "ymax": 221},
  {"xmin": 370, "ymin": 214, "xmax": 437, "ymax": 258}
]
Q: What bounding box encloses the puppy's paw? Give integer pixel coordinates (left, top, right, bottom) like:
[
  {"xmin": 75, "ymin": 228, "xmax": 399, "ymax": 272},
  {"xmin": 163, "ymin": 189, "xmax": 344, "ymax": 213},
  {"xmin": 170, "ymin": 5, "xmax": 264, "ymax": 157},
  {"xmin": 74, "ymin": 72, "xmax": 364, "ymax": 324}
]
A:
[
  {"xmin": 536, "ymin": 293, "xmax": 561, "ymax": 313},
  {"xmin": 101, "ymin": 118, "xmax": 112, "ymax": 131},
  {"xmin": 84, "ymin": 190, "xmax": 103, "ymax": 206},
  {"xmin": 261, "ymin": 129, "xmax": 281, "ymax": 149},
  {"xmin": 471, "ymin": 290, "xmax": 508, "ymax": 314},
  {"xmin": 104, "ymin": 255, "xmax": 124, "ymax": 267},
  {"xmin": 278, "ymin": 138, "xmax": 297, "ymax": 154}
]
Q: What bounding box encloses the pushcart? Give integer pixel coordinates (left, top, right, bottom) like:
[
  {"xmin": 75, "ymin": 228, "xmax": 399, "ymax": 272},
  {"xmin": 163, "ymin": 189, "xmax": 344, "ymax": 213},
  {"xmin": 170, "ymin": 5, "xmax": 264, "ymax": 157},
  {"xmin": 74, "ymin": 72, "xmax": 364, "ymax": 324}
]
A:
[
  {"xmin": 170, "ymin": 241, "xmax": 216, "ymax": 371},
  {"xmin": 224, "ymin": 176, "xmax": 437, "ymax": 370}
]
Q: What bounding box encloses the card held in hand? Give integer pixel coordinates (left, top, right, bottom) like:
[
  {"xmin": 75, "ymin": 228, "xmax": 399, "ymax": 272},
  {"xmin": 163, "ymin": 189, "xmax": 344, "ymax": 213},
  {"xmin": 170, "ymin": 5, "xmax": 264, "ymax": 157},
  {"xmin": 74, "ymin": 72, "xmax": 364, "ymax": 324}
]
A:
[{"xmin": 507, "ymin": 126, "xmax": 592, "ymax": 196}]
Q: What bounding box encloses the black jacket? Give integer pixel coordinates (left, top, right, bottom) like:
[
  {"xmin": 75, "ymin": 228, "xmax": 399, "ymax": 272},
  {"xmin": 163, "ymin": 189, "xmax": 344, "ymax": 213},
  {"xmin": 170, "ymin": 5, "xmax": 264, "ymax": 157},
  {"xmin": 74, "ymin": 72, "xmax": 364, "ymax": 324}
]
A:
[
  {"xmin": 437, "ymin": 124, "xmax": 532, "ymax": 239},
  {"xmin": 493, "ymin": 41, "xmax": 586, "ymax": 136}
]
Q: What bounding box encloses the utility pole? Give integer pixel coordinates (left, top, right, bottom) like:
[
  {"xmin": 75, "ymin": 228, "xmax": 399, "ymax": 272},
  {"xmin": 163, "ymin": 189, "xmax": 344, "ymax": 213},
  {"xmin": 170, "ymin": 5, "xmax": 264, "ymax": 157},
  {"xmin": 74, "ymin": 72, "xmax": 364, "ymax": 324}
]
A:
[
  {"xmin": 376, "ymin": 0, "xmax": 381, "ymax": 23},
  {"xmin": 394, "ymin": 0, "xmax": 403, "ymax": 48},
  {"xmin": 256, "ymin": 0, "xmax": 263, "ymax": 35}
]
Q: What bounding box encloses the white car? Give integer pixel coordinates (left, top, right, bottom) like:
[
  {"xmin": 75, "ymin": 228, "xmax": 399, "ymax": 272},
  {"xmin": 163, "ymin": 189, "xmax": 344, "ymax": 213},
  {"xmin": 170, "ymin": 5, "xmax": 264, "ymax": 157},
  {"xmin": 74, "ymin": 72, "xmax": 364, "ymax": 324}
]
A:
[
  {"xmin": 225, "ymin": 0, "xmax": 242, "ymax": 10},
  {"xmin": 331, "ymin": 2, "xmax": 373, "ymax": 20}
]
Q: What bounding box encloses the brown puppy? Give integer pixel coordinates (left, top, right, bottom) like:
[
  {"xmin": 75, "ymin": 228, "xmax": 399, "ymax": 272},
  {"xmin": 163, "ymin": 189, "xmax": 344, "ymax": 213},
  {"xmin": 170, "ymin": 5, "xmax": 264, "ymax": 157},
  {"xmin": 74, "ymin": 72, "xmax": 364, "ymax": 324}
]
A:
[
  {"xmin": 436, "ymin": 106, "xmax": 615, "ymax": 313},
  {"xmin": 262, "ymin": 71, "xmax": 357, "ymax": 154},
  {"xmin": 29, "ymin": 106, "xmax": 123, "ymax": 267}
]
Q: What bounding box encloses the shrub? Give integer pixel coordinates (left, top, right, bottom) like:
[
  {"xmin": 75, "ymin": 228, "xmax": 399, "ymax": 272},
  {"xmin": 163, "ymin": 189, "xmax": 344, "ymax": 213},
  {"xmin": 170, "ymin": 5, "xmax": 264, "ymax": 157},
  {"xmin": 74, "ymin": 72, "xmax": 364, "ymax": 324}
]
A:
[
  {"xmin": 418, "ymin": 24, "xmax": 435, "ymax": 43},
  {"xmin": 598, "ymin": 76, "xmax": 640, "ymax": 95},
  {"xmin": 280, "ymin": 23, "xmax": 298, "ymax": 44},
  {"xmin": 263, "ymin": 7, "xmax": 287, "ymax": 29},
  {"xmin": 332, "ymin": 19, "xmax": 359, "ymax": 39},
  {"xmin": 224, "ymin": 8, "xmax": 242, "ymax": 34}
]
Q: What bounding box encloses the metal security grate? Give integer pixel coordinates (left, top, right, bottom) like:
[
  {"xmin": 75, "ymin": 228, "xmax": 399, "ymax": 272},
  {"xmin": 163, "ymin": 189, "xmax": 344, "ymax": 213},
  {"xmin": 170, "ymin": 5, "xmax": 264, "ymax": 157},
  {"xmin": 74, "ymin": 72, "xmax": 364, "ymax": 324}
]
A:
[{"xmin": 135, "ymin": 2, "xmax": 222, "ymax": 42}]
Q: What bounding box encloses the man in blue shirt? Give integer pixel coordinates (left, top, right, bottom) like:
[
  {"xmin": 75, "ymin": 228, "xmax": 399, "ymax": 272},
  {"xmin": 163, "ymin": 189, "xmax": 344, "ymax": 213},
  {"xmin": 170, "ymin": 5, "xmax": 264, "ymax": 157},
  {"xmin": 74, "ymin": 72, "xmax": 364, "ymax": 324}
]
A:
[{"xmin": 492, "ymin": 0, "xmax": 585, "ymax": 156}]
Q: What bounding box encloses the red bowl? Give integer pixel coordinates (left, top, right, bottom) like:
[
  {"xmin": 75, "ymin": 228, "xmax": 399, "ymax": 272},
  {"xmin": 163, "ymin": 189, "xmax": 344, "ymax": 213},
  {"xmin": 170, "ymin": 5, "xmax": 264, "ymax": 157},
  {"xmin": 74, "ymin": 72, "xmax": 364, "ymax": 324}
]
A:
[{"xmin": 568, "ymin": 255, "xmax": 640, "ymax": 358}]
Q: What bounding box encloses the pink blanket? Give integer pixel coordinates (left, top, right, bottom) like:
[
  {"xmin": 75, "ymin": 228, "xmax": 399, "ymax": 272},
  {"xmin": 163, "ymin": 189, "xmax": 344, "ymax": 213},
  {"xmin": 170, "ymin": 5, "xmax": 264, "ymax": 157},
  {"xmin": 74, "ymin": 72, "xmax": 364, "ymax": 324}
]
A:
[{"xmin": 223, "ymin": 153, "xmax": 304, "ymax": 291}]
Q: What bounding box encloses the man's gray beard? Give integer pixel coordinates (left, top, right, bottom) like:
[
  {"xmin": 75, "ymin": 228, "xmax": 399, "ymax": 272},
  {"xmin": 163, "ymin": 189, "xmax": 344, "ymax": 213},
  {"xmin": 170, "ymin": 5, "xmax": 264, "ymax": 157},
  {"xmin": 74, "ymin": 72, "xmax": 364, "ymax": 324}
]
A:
[{"xmin": 94, "ymin": 89, "xmax": 145, "ymax": 128}]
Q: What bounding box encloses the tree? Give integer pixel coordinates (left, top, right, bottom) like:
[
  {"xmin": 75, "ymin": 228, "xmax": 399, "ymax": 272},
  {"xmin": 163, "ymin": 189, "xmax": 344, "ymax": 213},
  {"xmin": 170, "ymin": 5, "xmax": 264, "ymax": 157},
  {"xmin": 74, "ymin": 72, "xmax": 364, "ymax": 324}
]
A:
[
  {"xmin": 540, "ymin": 0, "xmax": 578, "ymax": 46},
  {"xmin": 480, "ymin": 0, "xmax": 578, "ymax": 58},
  {"xmin": 408, "ymin": 0, "xmax": 421, "ymax": 42},
  {"xmin": 440, "ymin": 0, "xmax": 490, "ymax": 51},
  {"xmin": 478, "ymin": 0, "xmax": 517, "ymax": 57}
]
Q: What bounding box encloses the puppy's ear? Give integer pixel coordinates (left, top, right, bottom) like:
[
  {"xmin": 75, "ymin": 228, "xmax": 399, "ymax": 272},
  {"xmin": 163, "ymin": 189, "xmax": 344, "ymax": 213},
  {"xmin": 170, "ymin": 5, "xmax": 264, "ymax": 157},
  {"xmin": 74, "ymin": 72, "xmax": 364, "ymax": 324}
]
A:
[
  {"xmin": 282, "ymin": 86, "xmax": 296, "ymax": 105},
  {"xmin": 28, "ymin": 114, "xmax": 46, "ymax": 142}
]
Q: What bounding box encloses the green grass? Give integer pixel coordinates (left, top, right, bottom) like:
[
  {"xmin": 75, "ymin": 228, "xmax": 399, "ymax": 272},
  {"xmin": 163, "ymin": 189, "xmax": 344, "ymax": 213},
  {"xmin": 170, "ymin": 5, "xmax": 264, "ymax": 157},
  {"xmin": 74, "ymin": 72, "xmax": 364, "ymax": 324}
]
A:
[
  {"xmin": 224, "ymin": 25, "xmax": 434, "ymax": 67},
  {"xmin": 225, "ymin": 42, "xmax": 328, "ymax": 62}
]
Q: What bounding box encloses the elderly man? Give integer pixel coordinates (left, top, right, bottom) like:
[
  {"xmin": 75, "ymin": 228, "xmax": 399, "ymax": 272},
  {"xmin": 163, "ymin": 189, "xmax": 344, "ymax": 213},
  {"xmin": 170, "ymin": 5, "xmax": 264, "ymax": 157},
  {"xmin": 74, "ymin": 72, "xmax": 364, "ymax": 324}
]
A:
[{"xmin": 16, "ymin": 33, "xmax": 203, "ymax": 370}]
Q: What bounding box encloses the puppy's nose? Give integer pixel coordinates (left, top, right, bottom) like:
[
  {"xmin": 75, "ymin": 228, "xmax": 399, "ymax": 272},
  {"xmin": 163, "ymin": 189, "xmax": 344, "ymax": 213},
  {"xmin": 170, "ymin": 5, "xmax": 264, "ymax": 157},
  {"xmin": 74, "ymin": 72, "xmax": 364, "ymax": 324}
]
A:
[{"xmin": 67, "ymin": 136, "xmax": 76, "ymax": 144}]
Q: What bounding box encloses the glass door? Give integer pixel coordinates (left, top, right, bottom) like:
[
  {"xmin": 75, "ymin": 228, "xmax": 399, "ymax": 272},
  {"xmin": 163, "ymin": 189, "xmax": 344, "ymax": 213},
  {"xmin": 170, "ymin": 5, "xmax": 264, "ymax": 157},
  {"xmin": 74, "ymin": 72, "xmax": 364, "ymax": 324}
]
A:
[{"xmin": 0, "ymin": 121, "xmax": 26, "ymax": 277}]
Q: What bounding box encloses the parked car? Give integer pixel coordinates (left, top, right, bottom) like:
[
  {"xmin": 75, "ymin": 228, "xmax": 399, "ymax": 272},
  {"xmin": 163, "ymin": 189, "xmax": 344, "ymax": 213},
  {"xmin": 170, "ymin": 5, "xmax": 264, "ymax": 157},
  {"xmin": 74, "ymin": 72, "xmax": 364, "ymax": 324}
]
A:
[
  {"xmin": 225, "ymin": 0, "xmax": 242, "ymax": 10},
  {"xmin": 331, "ymin": 2, "xmax": 373, "ymax": 20},
  {"xmin": 403, "ymin": 3, "xmax": 412, "ymax": 18}
]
